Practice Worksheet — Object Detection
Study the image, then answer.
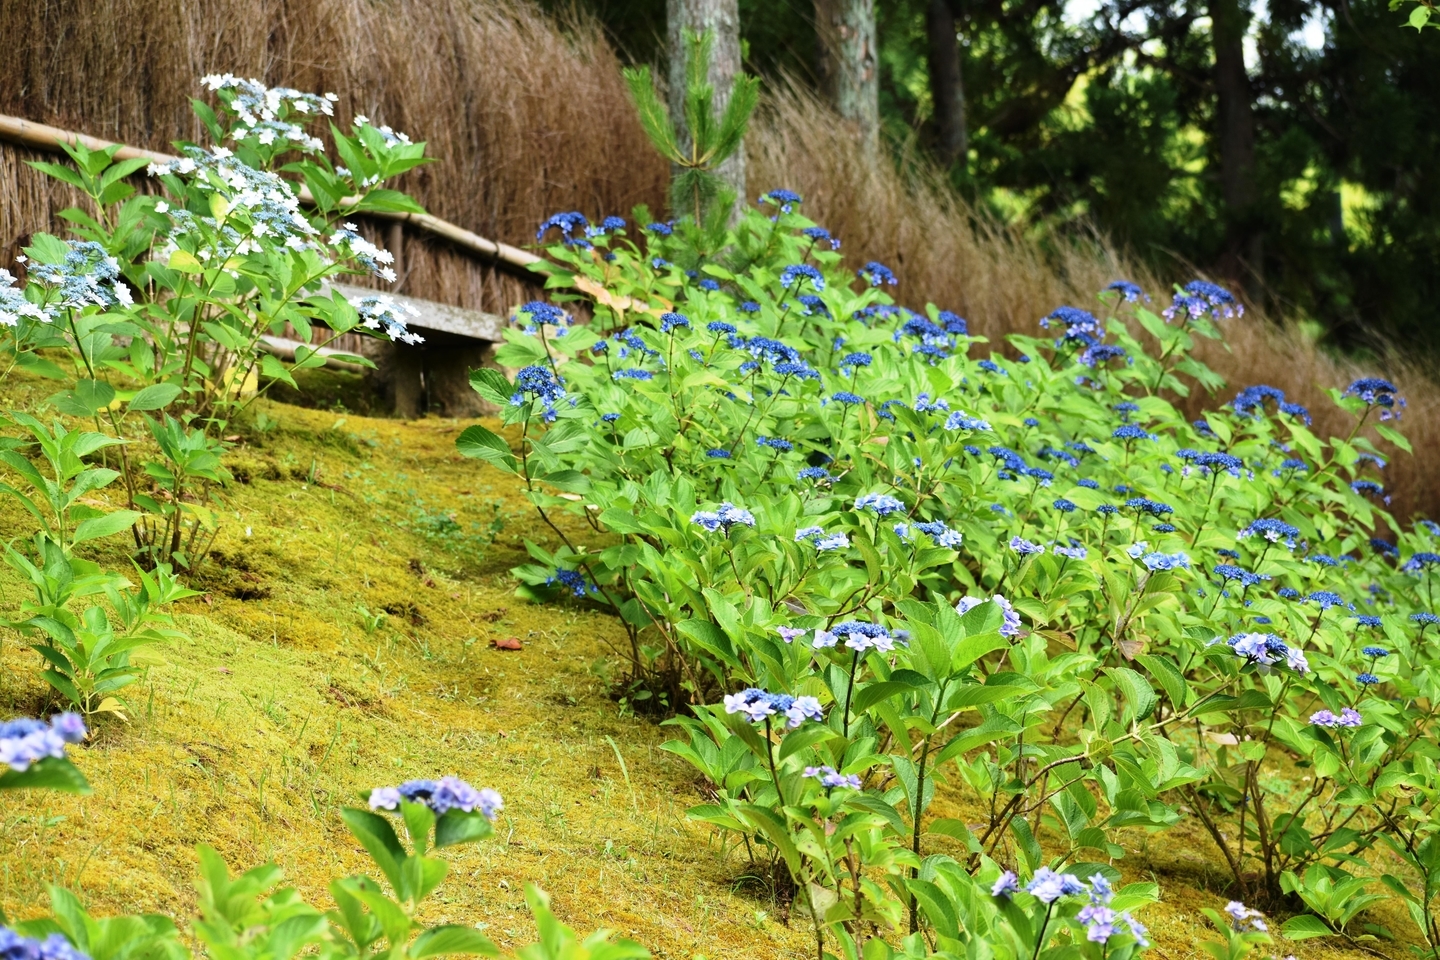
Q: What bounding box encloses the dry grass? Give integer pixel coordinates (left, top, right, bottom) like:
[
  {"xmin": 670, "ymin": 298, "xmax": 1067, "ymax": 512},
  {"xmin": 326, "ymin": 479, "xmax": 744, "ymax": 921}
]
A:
[{"xmin": 1, "ymin": 0, "xmax": 1434, "ymax": 519}]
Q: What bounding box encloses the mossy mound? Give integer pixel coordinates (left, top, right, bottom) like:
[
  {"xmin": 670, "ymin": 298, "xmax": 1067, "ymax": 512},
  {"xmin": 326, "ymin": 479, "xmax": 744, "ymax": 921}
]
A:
[{"xmin": 0, "ymin": 397, "xmax": 1410, "ymax": 959}]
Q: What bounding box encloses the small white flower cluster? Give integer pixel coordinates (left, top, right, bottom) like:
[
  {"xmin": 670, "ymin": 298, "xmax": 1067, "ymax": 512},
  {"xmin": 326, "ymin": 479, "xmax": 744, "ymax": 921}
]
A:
[
  {"xmin": 330, "ymin": 223, "xmax": 397, "ymax": 282},
  {"xmin": 201, "ymin": 74, "xmax": 337, "ymax": 119},
  {"xmin": 149, "ymin": 146, "xmax": 322, "ymax": 266},
  {"xmin": 24, "ymin": 242, "xmax": 132, "ymax": 313},
  {"xmin": 0, "ymin": 267, "xmax": 53, "ymax": 326},
  {"xmin": 353, "ymin": 294, "xmax": 424, "ymax": 346}
]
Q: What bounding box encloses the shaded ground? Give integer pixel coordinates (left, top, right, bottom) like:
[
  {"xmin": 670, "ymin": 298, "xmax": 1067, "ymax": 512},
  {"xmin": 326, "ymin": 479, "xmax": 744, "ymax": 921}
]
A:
[{"xmin": 0, "ymin": 395, "xmax": 1418, "ymax": 960}]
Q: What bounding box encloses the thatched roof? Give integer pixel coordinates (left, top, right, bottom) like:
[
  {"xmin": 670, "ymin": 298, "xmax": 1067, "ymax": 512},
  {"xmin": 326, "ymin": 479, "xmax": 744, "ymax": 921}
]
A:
[{"xmin": 0, "ymin": 0, "xmax": 670, "ymax": 316}]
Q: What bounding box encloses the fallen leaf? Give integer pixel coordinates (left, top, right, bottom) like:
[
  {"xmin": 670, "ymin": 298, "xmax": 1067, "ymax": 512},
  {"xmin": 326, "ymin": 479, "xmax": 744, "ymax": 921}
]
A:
[{"xmin": 491, "ymin": 636, "xmax": 523, "ymax": 651}]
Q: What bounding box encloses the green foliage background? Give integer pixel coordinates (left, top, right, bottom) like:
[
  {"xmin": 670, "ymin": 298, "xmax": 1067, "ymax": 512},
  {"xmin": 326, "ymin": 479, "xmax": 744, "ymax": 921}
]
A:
[{"xmin": 542, "ymin": 0, "xmax": 1440, "ymax": 356}]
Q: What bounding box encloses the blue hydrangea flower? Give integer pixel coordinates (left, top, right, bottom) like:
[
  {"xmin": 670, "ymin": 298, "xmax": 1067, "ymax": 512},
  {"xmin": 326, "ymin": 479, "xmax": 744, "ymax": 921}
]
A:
[
  {"xmin": 1025, "ymin": 867, "xmax": 1086, "ymax": 904},
  {"xmin": 660, "ymin": 312, "xmax": 690, "ymax": 331},
  {"xmin": 779, "ymin": 263, "xmax": 824, "ymax": 291},
  {"xmin": 1362, "ymin": 645, "xmax": 1389, "ymax": 657},
  {"xmin": 372, "ymin": 777, "xmax": 503, "ymax": 819},
  {"xmin": 1402, "ymin": 552, "xmax": 1440, "ymax": 573},
  {"xmin": 546, "ymin": 568, "xmax": 597, "ymax": 598},
  {"xmin": 832, "ymin": 391, "xmax": 864, "ymax": 405},
  {"xmin": 801, "ymin": 226, "xmax": 840, "ymax": 249},
  {"xmin": 1053, "ymin": 498, "xmax": 1077, "ymax": 512},
  {"xmin": 536, "ymin": 211, "xmax": 590, "ymax": 246},
  {"xmin": 1345, "ymin": 377, "xmax": 1399, "ymax": 406},
  {"xmin": 1306, "ymin": 591, "xmax": 1350, "ymax": 611},
  {"xmin": 757, "ymin": 436, "xmax": 794, "ymax": 453},
  {"xmin": 511, "ymin": 365, "xmax": 567, "ymax": 422},
  {"xmin": 1126, "ymin": 497, "xmax": 1174, "ymax": 517},
  {"xmin": 706, "ymin": 449, "xmax": 731, "ymax": 459},
  {"xmin": 855, "ymin": 493, "xmax": 905, "ymax": 516},
  {"xmin": 1141, "ymin": 551, "xmax": 1189, "ymax": 571},
  {"xmin": 691, "ymin": 503, "xmax": 756, "ymax": 533},
  {"xmin": 1356, "ymin": 672, "xmax": 1380, "ymax": 686},
  {"xmin": 1355, "ymin": 617, "xmax": 1382, "ymax": 628},
  {"xmin": 1214, "ymin": 564, "xmax": 1270, "ymax": 587},
  {"xmin": 1105, "ymin": 280, "xmax": 1145, "ymax": 302},
  {"xmin": 798, "ymin": 466, "xmax": 832, "ymax": 482},
  {"xmin": 759, "ymin": 189, "xmax": 802, "ymax": 213},
  {"xmin": 991, "ymin": 871, "xmax": 1019, "ymax": 898},
  {"xmin": 1238, "ymin": 518, "xmax": 1299, "ymax": 548},
  {"xmin": 858, "ymin": 261, "xmax": 898, "ymax": 286}
]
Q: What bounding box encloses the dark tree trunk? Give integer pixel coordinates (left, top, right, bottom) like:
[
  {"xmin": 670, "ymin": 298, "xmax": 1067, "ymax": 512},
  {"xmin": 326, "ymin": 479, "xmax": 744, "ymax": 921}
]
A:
[
  {"xmin": 1210, "ymin": 0, "xmax": 1262, "ymax": 288},
  {"xmin": 925, "ymin": 0, "xmax": 967, "ymax": 167},
  {"xmin": 814, "ymin": 0, "xmax": 879, "ymax": 154},
  {"xmin": 667, "ymin": 0, "xmax": 746, "ymax": 212}
]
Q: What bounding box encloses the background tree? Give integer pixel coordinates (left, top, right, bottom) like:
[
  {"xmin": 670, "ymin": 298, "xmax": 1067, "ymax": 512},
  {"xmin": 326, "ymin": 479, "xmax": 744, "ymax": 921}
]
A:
[
  {"xmin": 668, "ymin": 0, "xmax": 748, "ymax": 210},
  {"xmin": 815, "ymin": 0, "xmax": 881, "ymax": 150}
]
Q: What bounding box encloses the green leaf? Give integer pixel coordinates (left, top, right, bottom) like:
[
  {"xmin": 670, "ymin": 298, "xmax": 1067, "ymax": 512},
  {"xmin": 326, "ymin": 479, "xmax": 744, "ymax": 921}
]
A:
[
  {"xmin": 468, "ymin": 368, "xmax": 513, "ymax": 408},
  {"xmin": 126, "ymin": 383, "xmax": 182, "ymax": 412},
  {"xmin": 1279, "ymin": 915, "xmax": 1334, "ymax": 939},
  {"xmin": 455, "ymin": 425, "xmax": 517, "ymax": 471},
  {"xmin": 72, "ymin": 510, "xmax": 141, "ymax": 545},
  {"xmin": 0, "ymin": 756, "xmax": 92, "ymax": 794},
  {"xmin": 434, "ymin": 809, "xmax": 495, "ymax": 848},
  {"xmin": 1375, "ymin": 423, "xmax": 1412, "ymax": 453},
  {"xmin": 53, "ymin": 380, "xmax": 117, "ymax": 416},
  {"xmin": 339, "ymin": 808, "xmax": 408, "ymax": 893},
  {"xmin": 408, "ymin": 925, "xmax": 499, "ymax": 958}
]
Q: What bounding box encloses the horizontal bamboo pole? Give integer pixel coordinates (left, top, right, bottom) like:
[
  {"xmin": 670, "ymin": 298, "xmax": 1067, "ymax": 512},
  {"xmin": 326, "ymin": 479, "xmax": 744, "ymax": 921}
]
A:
[{"xmin": 0, "ymin": 113, "xmax": 545, "ymax": 275}]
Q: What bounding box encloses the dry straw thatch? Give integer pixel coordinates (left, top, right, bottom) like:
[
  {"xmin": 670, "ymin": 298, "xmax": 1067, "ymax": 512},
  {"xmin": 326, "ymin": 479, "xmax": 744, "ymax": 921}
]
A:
[{"xmin": 2, "ymin": 0, "xmax": 1435, "ymax": 518}]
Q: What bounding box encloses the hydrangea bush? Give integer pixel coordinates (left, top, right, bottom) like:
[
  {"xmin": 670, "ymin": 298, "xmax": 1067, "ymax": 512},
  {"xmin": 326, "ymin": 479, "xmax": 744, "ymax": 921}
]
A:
[
  {"xmin": 458, "ymin": 194, "xmax": 1440, "ymax": 957},
  {"xmin": 3, "ymin": 75, "xmax": 427, "ymax": 569},
  {"xmin": 2, "ymin": 77, "xmax": 426, "ymax": 718}
]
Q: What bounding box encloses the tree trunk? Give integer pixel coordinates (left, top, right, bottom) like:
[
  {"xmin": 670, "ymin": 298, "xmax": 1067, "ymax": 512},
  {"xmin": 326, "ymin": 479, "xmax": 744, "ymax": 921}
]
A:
[
  {"xmin": 1210, "ymin": 0, "xmax": 1262, "ymax": 288},
  {"xmin": 667, "ymin": 0, "xmax": 746, "ymax": 215},
  {"xmin": 925, "ymin": 0, "xmax": 966, "ymax": 167},
  {"xmin": 814, "ymin": 0, "xmax": 880, "ymax": 154}
]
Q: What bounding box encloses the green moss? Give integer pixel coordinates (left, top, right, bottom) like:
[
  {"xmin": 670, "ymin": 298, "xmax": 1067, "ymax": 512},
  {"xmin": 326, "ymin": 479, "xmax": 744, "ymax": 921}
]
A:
[{"xmin": 0, "ymin": 396, "xmax": 1415, "ymax": 958}]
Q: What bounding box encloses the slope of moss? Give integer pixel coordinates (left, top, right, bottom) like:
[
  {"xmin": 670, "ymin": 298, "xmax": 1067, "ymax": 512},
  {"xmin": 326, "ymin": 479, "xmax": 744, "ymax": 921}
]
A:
[{"xmin": 0, "ymin": 396, "xmax": 1412, "ymax": 959}]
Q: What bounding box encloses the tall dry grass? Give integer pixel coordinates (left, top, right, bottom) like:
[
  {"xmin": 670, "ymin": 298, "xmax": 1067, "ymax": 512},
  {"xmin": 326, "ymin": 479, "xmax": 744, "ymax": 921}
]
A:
[
  {"xmin": 0, "ymin": 0, "xmax": 670, "ymax": 312},
  {"xmin": 1, "ymin": 0, "xmax": 1434, "ymax": 517}
]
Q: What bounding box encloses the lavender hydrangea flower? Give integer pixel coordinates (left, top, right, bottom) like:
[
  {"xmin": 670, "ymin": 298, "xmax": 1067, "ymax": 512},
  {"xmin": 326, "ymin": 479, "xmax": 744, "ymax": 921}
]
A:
[
  {"xmin": 1010, "ymin": 535, "xmax": 1043, "ymax": 555},
  {"xmin": 1310, "ymin": 708, "xmax": 1362, "ymax": 728},
  {"xmin": 723, "ymin": 688, "xmax": 824, "ymax": 728},
  {"xmin": 803, "ymin": 765, "xmax": 861, "ymax": 789},
  {"xmin": 372, "ymin": 777, "xmax": 502, "ymax": 820},
  {"xmin": 991, "ymin": 871, "xmax": 1019, "ymax": 897},
  {"xmin": 1025, "ymin": 867, "xmax": 1086, "ymax": 904},
  {"xmin": 0, "ymin": 714, "xmax": 86, "ymax": 772}
]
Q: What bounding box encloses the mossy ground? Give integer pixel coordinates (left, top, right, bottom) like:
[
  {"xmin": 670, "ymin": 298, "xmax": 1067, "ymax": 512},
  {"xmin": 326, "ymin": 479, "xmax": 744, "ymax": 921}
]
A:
[{"xmin": 0, "ymin": 388, "xmax": 1419, "ymax": 960}]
